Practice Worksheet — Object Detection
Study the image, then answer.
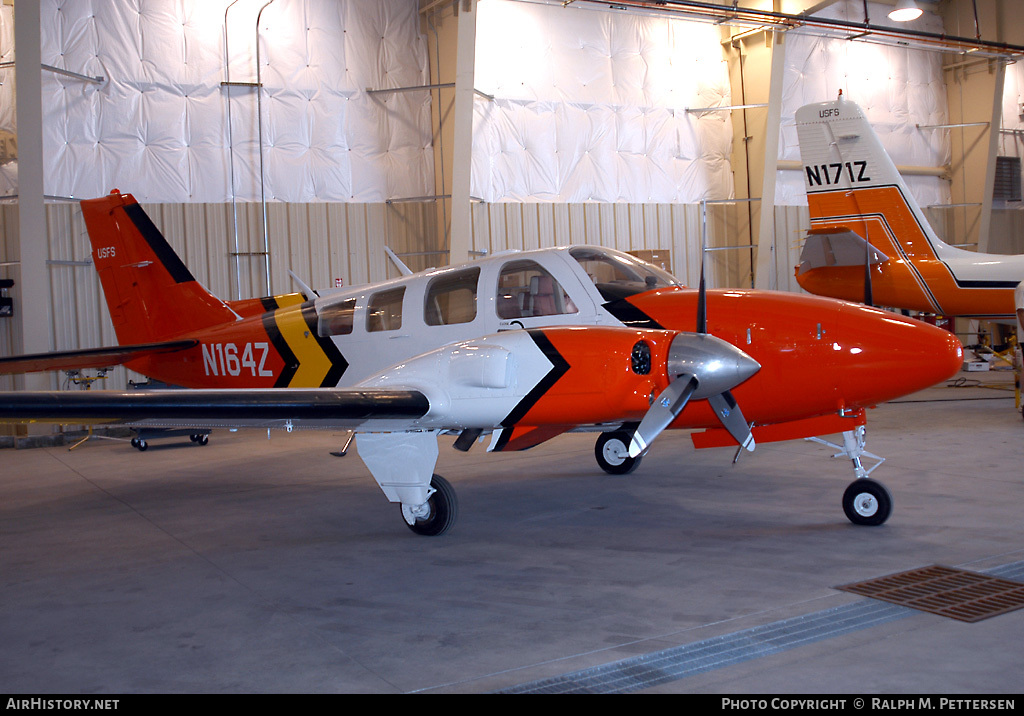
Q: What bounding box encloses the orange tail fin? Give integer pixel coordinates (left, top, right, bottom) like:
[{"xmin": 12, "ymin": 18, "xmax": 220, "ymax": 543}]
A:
[{"xmin": 81, "ymin": 191, "xmax": 238, "ymax": 345}]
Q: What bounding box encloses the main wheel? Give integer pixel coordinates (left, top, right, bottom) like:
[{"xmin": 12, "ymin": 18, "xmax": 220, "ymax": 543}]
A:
[
  {"xmin": 842, "ymin": 478, "xmax": 892, "ymax": 526},
  {"xmin": 401, "ymin": 474, "xmax": 458, "ymax": 536},
  {"xmin": 190, "ymin": 434, "xmax": 209, "ymax": 445},
  {"xmin": 595, "ymin": 431, "xmax": 642, "ymax": 475},
  {"xmin": 131, "ymin": 437, "xmax": 148, "ymax": 452}
]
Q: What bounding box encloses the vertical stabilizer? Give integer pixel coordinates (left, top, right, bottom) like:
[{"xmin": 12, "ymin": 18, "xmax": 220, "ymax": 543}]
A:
[
  {"xmin": 794, "ymin": 97, "xmax": 955, "ymax": 313},
  {"xmin": 795, "ymin": 96, "xmax": 948, "ymax": 257},
  {"xmin": 81, "ymin": 192, "xmax": 238, "ymax": 345}
]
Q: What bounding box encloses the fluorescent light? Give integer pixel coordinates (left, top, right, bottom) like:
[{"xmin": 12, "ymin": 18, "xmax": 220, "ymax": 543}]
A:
[{"xmin": 888, "ymin": 0, "xmax": 923, "ymax": 22}]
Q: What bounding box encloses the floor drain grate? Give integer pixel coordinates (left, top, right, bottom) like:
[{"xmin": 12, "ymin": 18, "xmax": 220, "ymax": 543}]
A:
[{"xmin": 836, "ymin": 565, "xmax": 1024, "ymax": 623}]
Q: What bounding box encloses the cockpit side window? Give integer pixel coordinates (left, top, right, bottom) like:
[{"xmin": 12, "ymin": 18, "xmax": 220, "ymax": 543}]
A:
[
  {"xmin": 317, "ymin": 297, "xmax": 356, "ymax": 337},
  {"xmin": 569, "ymin": 247, "xmax": 678, "ymax": 302},
  {"xmin": 367, "ymin": 287, "xmax": 405, "ymax": 332},
  {"xmin": 496, "ymin": 260, "xmax": 577, "ymax": 319},
  {"xmin": 425, "ymin": 268, "xmax": 480, "ymax": 326}
]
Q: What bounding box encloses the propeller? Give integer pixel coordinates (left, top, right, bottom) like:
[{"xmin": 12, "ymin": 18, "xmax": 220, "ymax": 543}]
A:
[{"xmin": 628, "ymin": 250, "xmax": 760, "ymax": 458}]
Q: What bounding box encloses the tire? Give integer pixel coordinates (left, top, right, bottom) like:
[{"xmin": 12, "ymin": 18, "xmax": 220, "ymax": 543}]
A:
[
  {"xmin": 402, "ymin": 474, "xmax": 458, "ymax": 536},
  {"xmin": 595, "ymin": 431, "xmax": 641, "ymax": 475},
  {"xmin": 842, "ymin": 478, "xmax": 892, "ymax": 526},
  {"xmin": 131, "ymin": 438, "xmax": 148, "ymax": 452}
]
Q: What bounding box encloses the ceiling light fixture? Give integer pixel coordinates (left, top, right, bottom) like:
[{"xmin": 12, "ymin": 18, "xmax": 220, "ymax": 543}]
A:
[{"xmin": 888, "ymin": 0, "xmax": 923, "ymax": 22}]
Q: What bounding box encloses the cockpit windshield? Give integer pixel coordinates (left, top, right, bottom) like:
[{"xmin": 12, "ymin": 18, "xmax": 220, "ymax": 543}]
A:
[{"xmin": 569, "ymin": 246, "xmax": 680, "ymax": 302}]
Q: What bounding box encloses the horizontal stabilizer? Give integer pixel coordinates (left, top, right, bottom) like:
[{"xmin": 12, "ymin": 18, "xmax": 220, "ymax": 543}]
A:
[
  {"xmin": 0, "ymin": 340, "xmax": 198, "ymax": 375},
  {"xmin": 0, "ymin": 387, "xmax": 429, "ymax": 430},
  {"xmin": 798, "ymin": 229, "xmax": 889, "ymax": 276}
]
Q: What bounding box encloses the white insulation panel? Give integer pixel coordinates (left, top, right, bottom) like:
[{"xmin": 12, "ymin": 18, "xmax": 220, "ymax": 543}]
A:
[
  {"xmin": 776, "ymin": 0, "xmax": 950, "ymax": 208},
  {"xmin": 0, "ymin": 4, "xmax": 15, "ymax": 196},
  {"xmin": 1000, "ymin": 60, "xmax": 1024, "ymax": 162},
  {"xmin": 472, "ymin": 0, "xmax": 734, "ymax": 203},
  {"xmin": 8, "ymin": 0, "xmax": 434, "ymax": 204}
]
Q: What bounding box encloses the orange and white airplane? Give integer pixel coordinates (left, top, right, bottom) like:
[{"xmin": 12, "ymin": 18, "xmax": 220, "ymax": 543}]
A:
[
  {"xmin": 794, "ymin": 93, "xmax": 1024, "ymax": 321},
  {"xmin": 0, "ymin": 191, "xmax": 963, "ymax": 534}
]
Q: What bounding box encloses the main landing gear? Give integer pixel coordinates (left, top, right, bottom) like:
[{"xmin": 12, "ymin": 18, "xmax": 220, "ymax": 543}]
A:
[
  {"xmin": 594, "ymin": 428, "xmax": 642, "ymax": 475},
  {"xmin": 400, "ymin": 474, "xmax": 458, "ymax": 536}
]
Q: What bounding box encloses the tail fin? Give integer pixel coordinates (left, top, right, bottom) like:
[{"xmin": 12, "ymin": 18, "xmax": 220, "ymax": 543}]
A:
[
  {"xmin": 81, "ymin": 191, "xmax": 238, "ymax": 344},
  {"xmin": 793, "ymin": 96, "xmax": 959, "ymax": 312},
  {"xmin": 795, "ymin": 96, "xmax": 949, "ymax": 258}
]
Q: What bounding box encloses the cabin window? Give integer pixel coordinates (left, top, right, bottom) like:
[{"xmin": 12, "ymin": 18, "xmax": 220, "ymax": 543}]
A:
[
  {"xmin": 367, "ymin": 287, "xmax": 405, "ymax": 332},
  {"xmin": 569, "ymin": 246, "xmax": 678, "ymax": 302},
  {"xmin": 317, "ymin": 297, "xmax": 356, "ymax": 337},
  {"xmin": 425, "ymin": 268, "xmax": 480, "ymax": 326},
  {"xmin": 496, "ymin": 260, "xmax": 577, "ymax": 319}
]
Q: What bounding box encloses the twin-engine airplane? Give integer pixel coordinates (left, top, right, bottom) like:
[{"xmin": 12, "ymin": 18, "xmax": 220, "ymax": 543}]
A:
[
  {"xmin": 793, "ymin": 93, "xmax": 1024, "ymax": 321},
  {"xmin": 0, "ymin": 191, "xmax": 963, "ymax": 535}
]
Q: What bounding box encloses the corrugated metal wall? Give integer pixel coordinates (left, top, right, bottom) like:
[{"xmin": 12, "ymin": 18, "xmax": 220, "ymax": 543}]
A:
[
  {"xmin": 469, "ymin": 201, "xmax": 761, "ymax": 291},
  {"xmin": 0, "ymin": 198, "xmax": 781, "ymax": 377},
  {"xmin": 0, "ymin": 199, "xmax": 443, "ymax": 397}
]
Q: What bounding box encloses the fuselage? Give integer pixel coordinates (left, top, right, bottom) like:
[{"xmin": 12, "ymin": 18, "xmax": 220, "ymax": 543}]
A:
[{"xmin": 126, "ymin": 245, "xmax": 963, "ymax": 433}]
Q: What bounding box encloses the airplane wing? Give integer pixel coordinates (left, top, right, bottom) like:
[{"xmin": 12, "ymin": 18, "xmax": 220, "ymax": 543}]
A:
[
  {"xmin": 0, "ymin": 340, "xmax": 198, "ymax": 375},
  {"xmin": 0, "ymin": 387, "xmax": 429, "ymax": 430}
]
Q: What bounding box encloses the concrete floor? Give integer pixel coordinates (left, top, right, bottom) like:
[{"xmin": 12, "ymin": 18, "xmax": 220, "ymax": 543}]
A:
[{"xmin": 0, "ymin": 368, "xmax": 1021, "ymax": 694}]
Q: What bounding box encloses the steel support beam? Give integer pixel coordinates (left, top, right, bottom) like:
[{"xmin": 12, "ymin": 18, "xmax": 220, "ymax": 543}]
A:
[
  {"xmin": 448, "ymin": 0, "xmax": 477, "ymax": 265},
  {"xmin": 14, "ymin": 0, "xmax": 51, "ymax": 394},
  {"xmin": 754, "ymin": 30, "xmax": 786, "ymax": 291}
]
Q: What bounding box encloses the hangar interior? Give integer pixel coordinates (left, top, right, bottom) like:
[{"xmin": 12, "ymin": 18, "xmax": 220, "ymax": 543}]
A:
[
  {"xmin": 1, "ymin": 0, "xmax": 1023, "ymax": 404},
  {"xmin": 1, "ymin": 0, "xmax": 1024, "ymax": 695}
]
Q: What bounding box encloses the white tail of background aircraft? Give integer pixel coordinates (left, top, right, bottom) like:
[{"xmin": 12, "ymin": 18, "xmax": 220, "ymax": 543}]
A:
[{"xmin": 794, "ymin": 93, "xmax": 1024, "ymax": 320}]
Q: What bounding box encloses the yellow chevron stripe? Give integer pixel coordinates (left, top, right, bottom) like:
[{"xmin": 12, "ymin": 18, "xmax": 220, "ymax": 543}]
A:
[
  {"xmin": 273, "ymin": 307, "xmax": 332, "ymax": 387},
  {"xmin": 272, "ymin": 292, "xmax": 306, "ymax": 308}
]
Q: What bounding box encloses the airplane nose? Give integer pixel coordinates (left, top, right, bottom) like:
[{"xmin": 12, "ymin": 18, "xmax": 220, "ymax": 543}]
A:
[{"xmin": 834, "ymin": 303, "xmax": 963, "ymax": 405}]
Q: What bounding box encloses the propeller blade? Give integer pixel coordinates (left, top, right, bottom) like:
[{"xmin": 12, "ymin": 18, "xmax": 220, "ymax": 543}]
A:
[
  {"xmin": 864, "ymin": 240, "xmax": 874, "ymax": 307},
  {"xmin": 629, "ymin": 375, "xmax": 697, "ymax": 458},
  {"xmin": 708, "ymin": 390, "xmax": 755, "ymax": 452},
  {"xmin": 628, "ymin": 333, "xmax": 761, "ymax": 459},
  {"xmin": 696, "ymin": 256, "xmax": 707, "ymax": 334}
]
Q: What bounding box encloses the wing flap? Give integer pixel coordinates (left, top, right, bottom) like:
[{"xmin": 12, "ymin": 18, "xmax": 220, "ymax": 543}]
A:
[
  {"xmin": 0, "ymin": 387, "xmax": 429, "ymax": 430},
  {"xmin": 0, "ymin": 340, "xmax": 198, "ymax": 375}
]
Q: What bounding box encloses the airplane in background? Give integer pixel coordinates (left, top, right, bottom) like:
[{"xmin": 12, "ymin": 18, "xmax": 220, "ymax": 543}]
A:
[
  {"xmin": 0, "ymin": 191, "xmax": 963, "ymax": 534},
  {"xmin": 793, "ymin": 93, "xmax": 1024, "ymax": 321}
]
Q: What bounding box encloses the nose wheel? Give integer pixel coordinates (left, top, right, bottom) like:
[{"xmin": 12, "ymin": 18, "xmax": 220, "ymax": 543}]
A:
[
  {"xmin": 807, "ymin": 426, "xmax": 893, "ymax": 526},
  {"xmin": 842, "ymin": 478, "xmax": 892, "ymax": 526},
  {"xmin": 595, "ymin": 430, "xmax": 642, "ymax": 475}
]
